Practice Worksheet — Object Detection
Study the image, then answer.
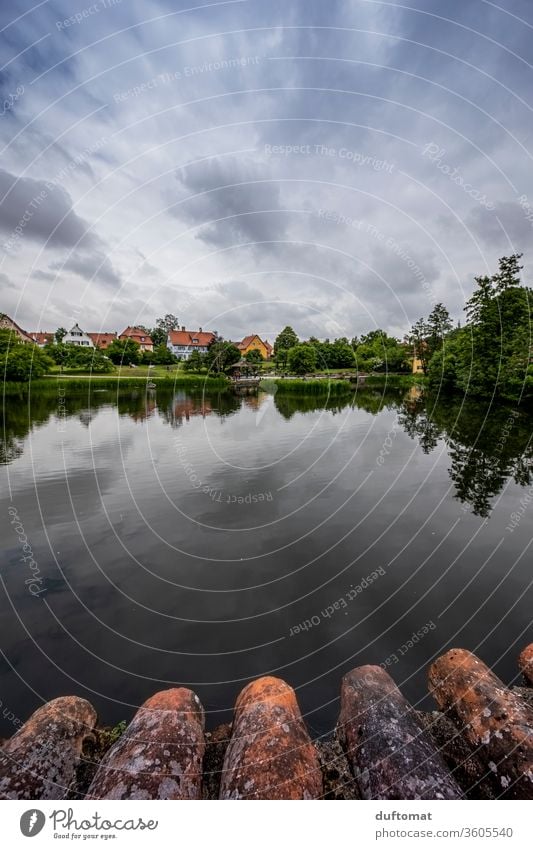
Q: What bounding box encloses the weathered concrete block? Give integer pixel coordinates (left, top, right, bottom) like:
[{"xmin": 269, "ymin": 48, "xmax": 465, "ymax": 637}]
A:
[
  {"xmin": 0, "ymin": 696, "xmax": 97, "ymax": 800},
  {"xmin": 220, "ymin": 677, "xmax": 323, "ymax": 799},
  {"xmin": 338, "ymin": 665, "xmax": 461, "ymax": 799},
  {"xmin": 429, "ymin": 648, "xmax": 533, "ymax": 799},
  {"xmin": 518, "ymin": 644, "xmax": 533, "ymax": 687},
  {"xmin": 87, "ymin": 689, "xmax": 205, "ymax": 799}
]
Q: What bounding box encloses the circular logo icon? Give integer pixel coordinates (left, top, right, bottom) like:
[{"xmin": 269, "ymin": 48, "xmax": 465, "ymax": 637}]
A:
[{"xmin": 20, "ymin": 810, "xmax": 46, "ymax": 837}]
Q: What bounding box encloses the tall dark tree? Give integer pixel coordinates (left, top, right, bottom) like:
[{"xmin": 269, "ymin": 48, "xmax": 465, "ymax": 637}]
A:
[
  {"xmin": 273, "ymin": 326, "xmax": 299, "ymax": 367},
  {"xmin": 156, "ymin": 314, "xmax": 180, "ymax": 333},
  {"xmin": 205, "ymin": 341, "xmax": 240, "ymax": 373}
]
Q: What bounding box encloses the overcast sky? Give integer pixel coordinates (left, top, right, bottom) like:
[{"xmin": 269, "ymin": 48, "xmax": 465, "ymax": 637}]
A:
[{"xmin": 1, "ymin": 0, "xmax": 532, "ymax": 342}]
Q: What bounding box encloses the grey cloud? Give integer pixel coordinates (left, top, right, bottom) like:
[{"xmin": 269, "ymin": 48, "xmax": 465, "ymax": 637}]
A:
[
  {"xmin": 49, "ymin": 251, "xmax": 121, "ymax": 288},
  {"xmin": 0, "ymin": 168, "xmax": 96, "ymax": 251},
  {"xmin": 172, "ymin": 156, "xmax": 287, "ymax": 248},
  {"xmin": 0, "ymin": 271, "xmax": 15, "ymax": 289},
  {"xmin": 32, "ymin": 269, "xmax": 57, "ymax": 282},
  {"xmin": 467, "ymin": 202, "xmax": 532, "ymax": 250}
]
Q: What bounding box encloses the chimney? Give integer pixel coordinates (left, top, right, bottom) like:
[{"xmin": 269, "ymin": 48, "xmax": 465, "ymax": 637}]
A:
[
  {"xmin": 181, "ymin": 326, "xmax": 185, "ymax": 332},
  {"xmin": 199, "ymin": 327, "xmax": 202, "ymax": 332}
]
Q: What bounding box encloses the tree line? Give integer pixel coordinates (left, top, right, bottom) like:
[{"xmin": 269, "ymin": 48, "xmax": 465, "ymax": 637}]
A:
[{"xmin": 414, "ymin": 254, "xmax": 532, "ymax": 402}]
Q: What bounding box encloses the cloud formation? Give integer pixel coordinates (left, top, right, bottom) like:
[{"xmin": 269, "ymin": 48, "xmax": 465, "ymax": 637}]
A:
[{"xmin": 0, "ymin": 0, "xmax": 531, "ymax": 339}]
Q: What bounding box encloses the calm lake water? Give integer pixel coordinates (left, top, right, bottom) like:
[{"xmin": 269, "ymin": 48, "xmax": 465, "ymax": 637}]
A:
[{"xmin": 1, "ymin": 382, "xmax": 532, "ymax": 737}]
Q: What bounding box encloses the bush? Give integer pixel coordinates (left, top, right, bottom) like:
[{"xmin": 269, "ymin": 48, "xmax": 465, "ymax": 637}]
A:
[
  {"xmin": 1, "ymin": 345, "xmax": 53, "ymax": 381},
  {"xmin": 287, "ymin": 344, "xmax": 317, "ymax": 375}
]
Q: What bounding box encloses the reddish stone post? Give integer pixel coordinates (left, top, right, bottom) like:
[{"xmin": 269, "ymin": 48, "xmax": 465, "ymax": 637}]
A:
[
  {"xmin": 220, "ymin": 676, "xmax": 323, "ymax": 799},
  {"xmin": 0, "ymin": 696, "xmax": 97, "ymax": 800},
  {"xmin": 429, "ymin": 648, "xmax": 533, "ymax": 799},
  {"xmin": 518, "ymin": 644, "xmax": 533, "ymax": 686},
  {"xmin": 88, "ymin": 688, "xmax": 205, "ymax": 799}
]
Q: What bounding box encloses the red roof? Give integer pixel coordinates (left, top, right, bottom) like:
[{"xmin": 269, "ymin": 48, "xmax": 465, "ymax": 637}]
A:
[
  {"xmin": 167, "ymin": 329, "xmax": 216, "ymax": 347},
  {"xmin": 237, "ymin": 335, "xmax": 273, "ymax": 355},
  {"xmin": 119, "ymin": 327, "xmax": 153, "ymax": 345},
  {"xmin": 88, "ymin": 332, "xmax": 117, "ymax": 348},
  {"xmin": 0, "ymin": 314, "xmax": 34, "ymax": 343},
  {"xmin": 29, "ymin": 332, "xmax": 54, "ymax": 345}
]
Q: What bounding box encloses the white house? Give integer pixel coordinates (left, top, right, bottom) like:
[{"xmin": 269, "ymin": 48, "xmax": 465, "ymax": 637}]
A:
[
  {"xmin": 63, "ymin": 323, "xmax": 94, "ymax": 347},
  {"xmin": 167, "ymin": 327, "xmax": 216, "ymax": 360}
]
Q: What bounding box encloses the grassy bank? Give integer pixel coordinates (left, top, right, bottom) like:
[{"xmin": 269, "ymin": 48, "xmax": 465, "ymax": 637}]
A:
[
  {"xmin": 2, "ymin": 373, "xmax": 230, "ymax": 396},
  {"xmin": 363, "ymin": 373, "xmax": 426, "ymax": 389},
  {"xmin": 260, "ymin": 377, "xmax": 354, "ymax": 395}
]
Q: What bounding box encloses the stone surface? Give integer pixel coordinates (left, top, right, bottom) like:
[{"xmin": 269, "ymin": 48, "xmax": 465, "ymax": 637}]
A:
[
  {"xmin": 417, "ymin": 710, "xmax": 497, "ymax": 799},
  {"xmin": 518, "ymin": 644, "xmax": 533, "ymax": 686},
  {"xmin": 219, "ymin": 676, "xmax": 323, "ymax": 799},
  {"xmin": 87, "ymin": 688, "xmax": 205, "ymax": 800},
  {"xmin": 429, "ymin": 648, "xmax": 533, "ymax": 799},
  {"xmin": 0, "ymin": 696, "xmax": 97, "ymax": 800},
  {"xmin": 202, "ymin": 722, "xmax": 232, "ymax": 800},
  {"xmin": 316, "ymin": 736, "xmax": 360, "ymax": 799},
  {"xmin": 338, "ymin": 665, "xmax": 462, "ymax": 799}
]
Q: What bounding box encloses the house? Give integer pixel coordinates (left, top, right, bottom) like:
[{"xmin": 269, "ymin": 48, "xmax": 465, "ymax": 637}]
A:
[
  {"xmin": 0, "ymin": 313, "xmax": 34, "ymax": 343},
  {"xmin": 236, "ymin": 334, "xmax": 272, "ymax": 359},
  {"xmin": 88, "ymin": 332, "xmax": 117, "ymax": 350},
  {"xmin": 412, "ymin": 355, "xmax": 425, "ymax": 374},
  {"xmin": 119, "ymin": 327, "xmax": 153, "ymax": 352},
  {"xmin": 167, "ymin": 326, "xmax": 216, "ymax": 360},
  {"xmin": 63, "ymin": 323, "xmax": 94, "ymax": 347},
  {"xmin": 29, "ymin": 332, "xmax": 54, "ymax": 347}
]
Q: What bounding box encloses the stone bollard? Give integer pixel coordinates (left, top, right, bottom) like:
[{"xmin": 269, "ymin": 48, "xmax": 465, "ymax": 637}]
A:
[
  {"xmin": 429, "ymin": 648, "xmax": 533, "ymax": 799},
  {"xmin": 338, "ymin": 665, "xmax": 461, "ymax": 800},
  {"xmin": 518, "ymin": 644, "xmax": 533, "ymax": 687},
  {"xmin": 87, "ymin": 689, "xmax": 205, "ymax": 799},
  {"xmin": 0, "ymin": 696, "xmax": 97, "ymax": 800},
  {"xmin": 220, "ymin": 677, "xmax": 323, "ymax": 799}
]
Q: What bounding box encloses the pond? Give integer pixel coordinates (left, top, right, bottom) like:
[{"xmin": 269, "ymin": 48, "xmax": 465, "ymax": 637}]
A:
[{"xmin": 1, "ymin": 381, "xmax": 532, "ymax": 736}]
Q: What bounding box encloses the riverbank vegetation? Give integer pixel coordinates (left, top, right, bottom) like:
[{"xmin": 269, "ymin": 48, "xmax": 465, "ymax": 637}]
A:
[
  {"xmin": 415, "ymin": 255, "xmax": 532, "ymax": 402},
  {"xmin": 260, "ymin": 377, "xmax": 354, "ymax": 395}
]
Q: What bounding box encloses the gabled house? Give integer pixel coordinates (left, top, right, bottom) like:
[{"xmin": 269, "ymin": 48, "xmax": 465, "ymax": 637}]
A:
[
  {"xmin": 119, "ymin": 326, "xmax": 153, "ymax": 352},
  {"xmin": 88, "ymin": 332, "xmax": 117, "ymax": 350},
  {"xmin": 29, "ymin": 332, "xmax": 54, "ymax": 347},
  {"xmin": 167, "ymin": 327, "xmax": 216, "ymax": 360},
  {"xmin": 63, "ymin": 323, "xmax": 94, "ymax": 347},
  {"xmin": 0, "ymin": 313, "xmax": 34, "ymax": 343},
  {"xmin": 237, "ymin": 334, "xmax": 272, "ymax": 359}
]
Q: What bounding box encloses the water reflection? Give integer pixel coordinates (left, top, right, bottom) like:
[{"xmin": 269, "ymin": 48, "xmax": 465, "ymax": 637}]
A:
[{"xmin": 2, "ymin": 382, "xmax": 532, "ymax": 516}]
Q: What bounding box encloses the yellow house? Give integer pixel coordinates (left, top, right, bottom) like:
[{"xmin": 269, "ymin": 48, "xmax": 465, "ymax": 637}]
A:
[
  {"xmin": 412, "ymin": 355, "xmax": 425, "ymax": 374},
  {"xmin": 237, "ymin": 334, "xmax": 273, "ymax": 359}
]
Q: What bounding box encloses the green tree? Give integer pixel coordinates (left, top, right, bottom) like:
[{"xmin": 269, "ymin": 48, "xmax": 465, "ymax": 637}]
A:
[
  {"xmin": 354, "ymin": 330, "xmax": 409, "ymax": 373},
  {"xmin": 152, "ymin": 344, "xmax": 176, "ymax": 365},
  {"xmin": 409, "ymin": 318, "xmax": 430, "ymax": 373},
  {"xmin": 426, "ymin": 303, "xmax": 453, "ymax": 362},
  {"xmin": 0, "ymin": 344, "xmax": 53, "ymax": 381},
  {"xmin": 156, "ymin": 314, "xmax": 179, "ymax": 334},
  {"xmin": 244, "ymin": 348, "xmax": 264, "ymax": 364},
  {"xmin": 183, "ymin": 350, "xmax": 205, "ymax": 372},
  {"xmin": 428, "ymin": 255, "xmax": 533, "ymax": 401},
  {"xmin": 287, "ymin": 343, "xmax": 317, "ymax": 374},
  {"xmin": 150, "ymin": 327, "xmax": 168, "ymax": 348},
  {"xmin": 205, "ymin": 341, "xmax": 240, "ymax": 373},
  {"xmin": 274, "ymin": 326, "xmax": 299, "ymax": 368},
  {"xmin": 492, "ymin": 253, "xmax": 523, "ymax": 294},
  {"xmin": 0, "ymin": 328, "xmax": 21, "ymax": 353},
  {"xmin": 106, "ymin": 338, "xmax": 141, "ymax": 365},
  {"xmin": 54, "ymin": 327, "xmax": 67, "ymax": 343}
]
